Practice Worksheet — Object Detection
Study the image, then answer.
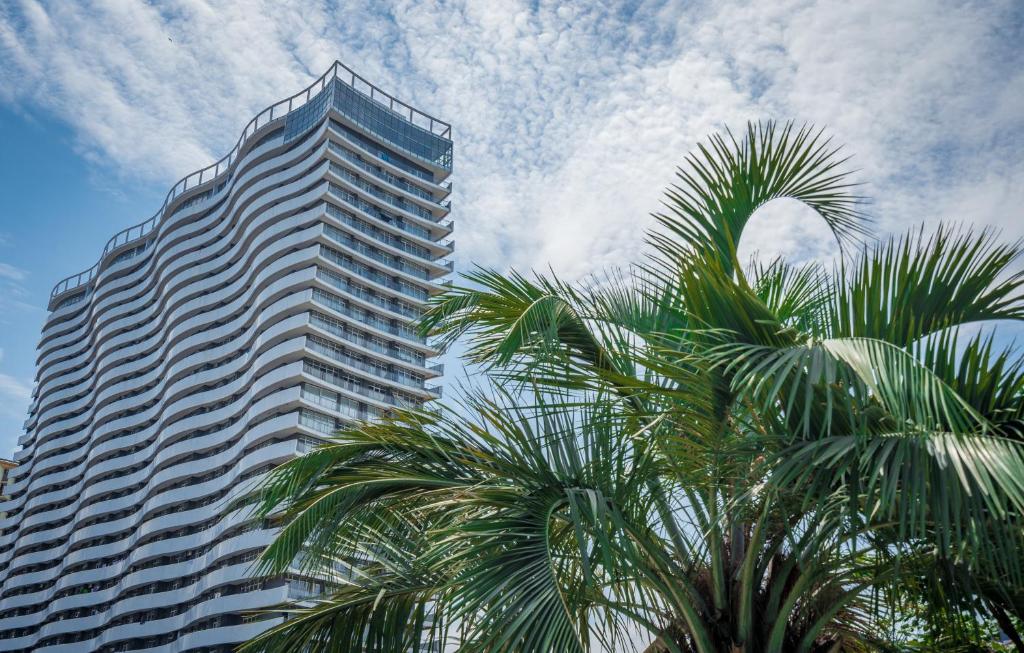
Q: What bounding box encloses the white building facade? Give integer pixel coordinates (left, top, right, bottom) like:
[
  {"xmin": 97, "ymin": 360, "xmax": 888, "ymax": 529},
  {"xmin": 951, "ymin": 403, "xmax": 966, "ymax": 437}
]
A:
[{"xmin": 0, "ymin": 62, "xmax": 453, "ymax": 652}]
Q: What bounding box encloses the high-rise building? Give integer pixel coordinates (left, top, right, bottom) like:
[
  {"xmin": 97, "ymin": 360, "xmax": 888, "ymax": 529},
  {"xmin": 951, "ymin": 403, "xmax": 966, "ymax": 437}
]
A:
[{"xmin": 0, "ymin": 61, "xmax": 453, "ymax": 652}]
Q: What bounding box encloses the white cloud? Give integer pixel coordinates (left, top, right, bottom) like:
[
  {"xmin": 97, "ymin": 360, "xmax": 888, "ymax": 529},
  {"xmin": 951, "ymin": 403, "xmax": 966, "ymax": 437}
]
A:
[
  {"xmin": 0, "ymin": 263, "xmax": 26, "ymax": 282},
  {"xmin": 0, "ymin": 259, "xmax": 38, "ymax": 321},
  {"xmin": 0, "ymin": 374, "xmax": 30, "ymax": 416},
  {"xmin": 0, "ymin": 348, "xmax": 31, "ymax": 423},
  {"xmin": 0, "ymin": 0, "xmax": 1020, "ymax": 280}
]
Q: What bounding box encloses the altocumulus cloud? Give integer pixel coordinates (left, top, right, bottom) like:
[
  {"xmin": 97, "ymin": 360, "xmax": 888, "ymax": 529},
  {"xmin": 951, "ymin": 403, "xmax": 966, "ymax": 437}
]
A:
[
  {"xmin": 0, "ymin": 0, "xmax": 1022, "ymax": 278},
  {"xmin": 0, "ymin": 349, "xmax": 31, "ymax": 424}
]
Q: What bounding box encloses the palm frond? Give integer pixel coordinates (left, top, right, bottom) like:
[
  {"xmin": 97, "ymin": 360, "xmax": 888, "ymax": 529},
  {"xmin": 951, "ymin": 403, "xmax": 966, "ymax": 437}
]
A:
[
  {"xmin": 747, "ymin": 256, "xmax": 831, "ymax": 335},
  {"xmin": 244, "ymin": 121, "xmax": 1024, "ymax": 653},
  {"xmin": 650, "ymin": 121, "xmax": 869, "ymax": 278},
  {"xmin": 828, "ymin": 224, "xmax": 1024, "ymax": 347},
  {"xmin": 238, "ymin": 578, "xmax": 446, "ymax": 653},
  {"xmin": 769, "ymin": 431, "xmax": 1024, "ymax": 580},
  {"xmin": 919, "ymin": 327, "xmax": 1024, "ymax": 440},
  {"xmin": 419, "ymin": 267, "xmax": 608, "ymax": 367}
]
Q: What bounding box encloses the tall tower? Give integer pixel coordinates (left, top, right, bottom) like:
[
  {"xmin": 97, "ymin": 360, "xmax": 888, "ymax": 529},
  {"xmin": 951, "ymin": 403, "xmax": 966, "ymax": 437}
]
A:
[{"xmin": 0, "ymin": 62, "xmax": 453, "ymax": 652}]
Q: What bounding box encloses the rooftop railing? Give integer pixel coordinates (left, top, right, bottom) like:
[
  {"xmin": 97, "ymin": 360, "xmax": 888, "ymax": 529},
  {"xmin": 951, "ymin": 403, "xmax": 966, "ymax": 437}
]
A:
[{"xmin": 50, "ymin": 60, "xmax": 451, "ymax": 303}]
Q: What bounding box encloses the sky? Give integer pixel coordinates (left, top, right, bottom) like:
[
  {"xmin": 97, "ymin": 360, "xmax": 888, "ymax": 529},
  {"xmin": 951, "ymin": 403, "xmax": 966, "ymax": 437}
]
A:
[{"xmin": 0, "ymin": 0, "xmax": 1022, "ymax": 458}]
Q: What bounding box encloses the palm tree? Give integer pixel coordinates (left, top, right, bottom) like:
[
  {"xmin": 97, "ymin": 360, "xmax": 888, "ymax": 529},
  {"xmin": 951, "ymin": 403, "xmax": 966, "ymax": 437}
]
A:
[{"xmin": 241, "ymin": 122, "xmax": 1024, "ymax": 653}]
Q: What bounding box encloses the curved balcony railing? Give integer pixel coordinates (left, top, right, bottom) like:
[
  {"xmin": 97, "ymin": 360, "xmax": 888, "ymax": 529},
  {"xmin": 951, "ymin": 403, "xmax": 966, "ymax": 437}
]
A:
[
  {"xmin": 327, "ymin": 184, "xmax": 434, "ymax": 241},
  {"xmin": 329, "ymin": 162, "xmax": 436, "ymax": 221},
  {"xmin": 327, "ymin": 141, "xmax": 433, "ymax": 201},
  {"xmin": 318, "ymin": 245, "xmax": 429, "ymax": 301},
  {"xmin": 306, "ymin": 336, "xmax": 425, "ymax": 390},
  {"xmin": 331, "ymin": 120, "xmax": 438, "ymax": 183},
  {"xmin": 324, "ymin": 202, "xmax": 436, "ymax": 261},
  {"xmin": 322, "ymin": 223, "xmax": 430, "ymax": 281},
  {"xmin": 303, "ymin": 360, "xmax": 418, "ymax": 407},
  {"xmin": 50, "ymin": 60, "xmax": 452, "ymax": 303},
  {"xmin": 309, "ymin": 312, "xmax": 425, "ymax": 368},
  {"xmin": 315, "ymin": 267, "xmax": 423, "ymax": 321},
  {"xmin": 311, "ymin": 289, "xmax": 425, "ymax": 344},
  {"xmin": 300, "ymin": 383, "xmax": 376, "ymax": 421}
]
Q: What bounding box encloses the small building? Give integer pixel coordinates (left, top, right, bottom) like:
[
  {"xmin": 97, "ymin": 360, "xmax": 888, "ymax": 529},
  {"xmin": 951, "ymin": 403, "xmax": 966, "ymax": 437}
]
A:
[{"xmin": 0, "ymin": 458, "xmax": 16, "ymax": 518}]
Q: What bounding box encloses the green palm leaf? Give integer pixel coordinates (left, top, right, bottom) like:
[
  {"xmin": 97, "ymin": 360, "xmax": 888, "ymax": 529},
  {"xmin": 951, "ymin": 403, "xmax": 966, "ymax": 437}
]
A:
[
  {"xmin": 650, "ymin": 121, "xmax": 869, "ymax": 278},
  {"xmin": 828, "ymin": 224, "xmax": 1024, "ymax": 347},
  {"xmin": 243, "ymin": 120, "xmax": 1024, "ymax": 652}
]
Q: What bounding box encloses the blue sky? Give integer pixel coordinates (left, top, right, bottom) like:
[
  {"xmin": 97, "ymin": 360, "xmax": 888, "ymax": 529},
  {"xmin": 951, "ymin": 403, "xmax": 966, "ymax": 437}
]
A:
[
  {"xmin": 0, "ymin": 104, "xmax": 165, "ymax": 456},
  {"xmin": 0, "ymin": 0, "xmax": 1022, "ymax": 457}
]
